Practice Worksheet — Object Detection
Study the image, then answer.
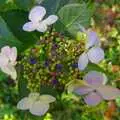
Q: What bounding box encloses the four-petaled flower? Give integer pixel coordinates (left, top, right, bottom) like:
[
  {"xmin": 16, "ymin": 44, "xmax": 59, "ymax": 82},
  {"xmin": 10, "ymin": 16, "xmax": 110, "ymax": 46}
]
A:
[
  {"xmin": 17, "ymin": 93, "xmax": 56, "ymax": 116},
  {"xmin": 23, "ymin": 6, "xmax": 58, "ymax": 32},
  {"xmin": 74, "ymin": 71, "xmax": 120, "ymax": 106},
  {"xmin": 0, "ymin": 46, "xmax": 17, "ymax": 80},
  {"xmin": 78, "ymin": 31, "xmax": 104, "ymax": 70}
]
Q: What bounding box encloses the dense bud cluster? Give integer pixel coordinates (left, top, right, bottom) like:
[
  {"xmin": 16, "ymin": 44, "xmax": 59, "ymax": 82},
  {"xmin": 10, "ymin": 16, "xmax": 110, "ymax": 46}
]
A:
[{"xmin": 19, "ymin": 31, "xmax": 85, "ymax": 92}]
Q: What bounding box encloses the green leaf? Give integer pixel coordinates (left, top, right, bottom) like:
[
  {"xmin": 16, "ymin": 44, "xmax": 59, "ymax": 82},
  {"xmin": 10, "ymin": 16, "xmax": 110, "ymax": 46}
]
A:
[
  {"xmin": 0, "ymin": 0, "xmax": 18, "ymax": 12},
  {"xmin": 27, "ymin": 113, "xmax": 44, "ymax": 120},
  {"xmin": 116, "ymin": 97, "xmax": 120, "ymax": 107},
  {"xmin": 85, "ymin": 63, "xmax": 109, "ymax": 79},
  {"xmin": 40, "ymin": 85, "xmax": 58, "ymax": 97},
  {"xmin": 0, "ymin": 104, "xmax": 16, "ymax": 117},
  {"xmin": 41, "ymin": 0, "xmax": 70, "ymax": 15},
  {"xmin": 0, "ymin": 10, "xmax": 39, "ymax": 52},
  {"xmin": 85, "ymin": 63, "xmax": 106, "ymax": 73},
  {"xmin": 0, "ymin": 0, "xmax": 6, "ymax": 5},
  {"xmin": 0, "ymin": 71, "xmax": 7, "ymax": 81},
  {"xmin": 57, "ymin": 3, "xmax": 93, "ymax": 36},
  {"xmin": 0, "ymin": 15, "xmax": 23, "ymax": 51},
  {"xmin": 17, "ymin": 64, "xmax": 29, "ymax": 98},
  {"xmin": 15, "ymin": 0, "xmax": 36, "ymax": 10},
  {"xmin": 68, "ymin": 0, "xmax": 82, "ymax": 3}
]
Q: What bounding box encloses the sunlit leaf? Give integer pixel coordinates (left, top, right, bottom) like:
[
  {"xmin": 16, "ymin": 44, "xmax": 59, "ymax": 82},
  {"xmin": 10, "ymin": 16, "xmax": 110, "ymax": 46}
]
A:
[
  {"xmin": 56, "ymin": 3, "xmax": 94, "ymax": 36},
  {"xmin": 40, "ymin": 0, "xmax": 70, "ymax": 15}
]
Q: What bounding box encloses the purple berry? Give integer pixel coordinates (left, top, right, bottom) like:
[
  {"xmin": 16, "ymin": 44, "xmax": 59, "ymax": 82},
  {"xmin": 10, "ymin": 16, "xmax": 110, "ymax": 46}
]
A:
[
  {"xmin": 29, "ymin": 58, "xmax": 37, "ymax": 64},
  {"xmin": 44, "ymin": 60, "xmax": 50, "ymax": 67},
  {"xmin": 52, "ymin": 43, "xmax": 58, "ymax": 49},
  {"xmin": 71, "ymin": 63, "xmax": 78, "ymax": 68},
  {"xmin": 52, "ymin": 79, "xmax": 59, "ymax": 85},
  {"xmin": 56, "ymin": 64, "xmax": 63, "ymax": 71}
]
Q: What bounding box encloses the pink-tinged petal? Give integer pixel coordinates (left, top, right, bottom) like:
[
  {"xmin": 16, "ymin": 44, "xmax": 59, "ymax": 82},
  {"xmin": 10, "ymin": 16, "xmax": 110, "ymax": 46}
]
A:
[
  {"xmin": 43, "ymin": 15, "xmax": 58, "ymax": 25},
  {"xmin": 78, "ymin": 52, "xmax": 89, "ymax": 71},
  {"xmin": 1, "ymin": 46, "xmax": 11, "ymax": 56},
  {"xmin": 1, "ymin": 46, "xmax": 12, "ymax": 60},
  {"xmin": 87, "ymin": 47, "xmax": 104, "ymax": 64},
  {"xmin": 67, "ymin": 80, "xmax": 88, "ymax": 93},
  {"xmin": 84, "ymin": 92, "xmax": 103, "ymax": 106},
  {"xmin": 84, "ymin": 71, "xmax": 107, "ymax": 86},
  {"xmin": 1, "ymin": 46, "xmax": 17, "ymax": 63},
  {"xmin": 0, "ymin": 54, "xmax": 9, "ymax": 67},
  {"xmin": 23, "ymin": 22, "xmax": 37, "ymax": 32},
  {"xmin": 75, "ymin": 86, "xmax": 94, "ymax": 95},
  {"xmin": 29, "ymin": 6, "xmax": 46, "ymax": 22},
  {"xmin": 97, "ymin": 85, "xmax": 120, "ymax": 100},
  {"xmin": 10, "ymin": 47, "xmax": 17, "ymax": 63},
  {"xmin": 86, "ymin": 31, "xmax": 100, "ymax": 49},
  {"xmin": 36, "ymin": 22, "xmax": 47, "ymax": 33}
]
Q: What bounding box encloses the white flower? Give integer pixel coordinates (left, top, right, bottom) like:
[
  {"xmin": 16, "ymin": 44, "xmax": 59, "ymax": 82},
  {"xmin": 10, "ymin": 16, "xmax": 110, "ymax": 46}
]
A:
[
  {"xmin": 0, "ymin": 46, "xmax": 17, "ymax": 80},
  {"xmin": 23, "ymin": 6, "xmax": 58, "ymax": 32},
  {"xmin": 78, "ymin": 31, "xmax": 104, "ymax": 70},
  {"xmin": 17, "ymin": 93, "xmax": 56, "ymax": 116}
]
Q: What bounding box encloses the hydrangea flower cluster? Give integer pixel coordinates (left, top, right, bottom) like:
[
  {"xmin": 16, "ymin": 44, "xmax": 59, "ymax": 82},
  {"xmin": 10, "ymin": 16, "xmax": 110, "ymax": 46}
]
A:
[{"xmin": 0, "ymin": 5, "xmax": 120, "ymax": 117}]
